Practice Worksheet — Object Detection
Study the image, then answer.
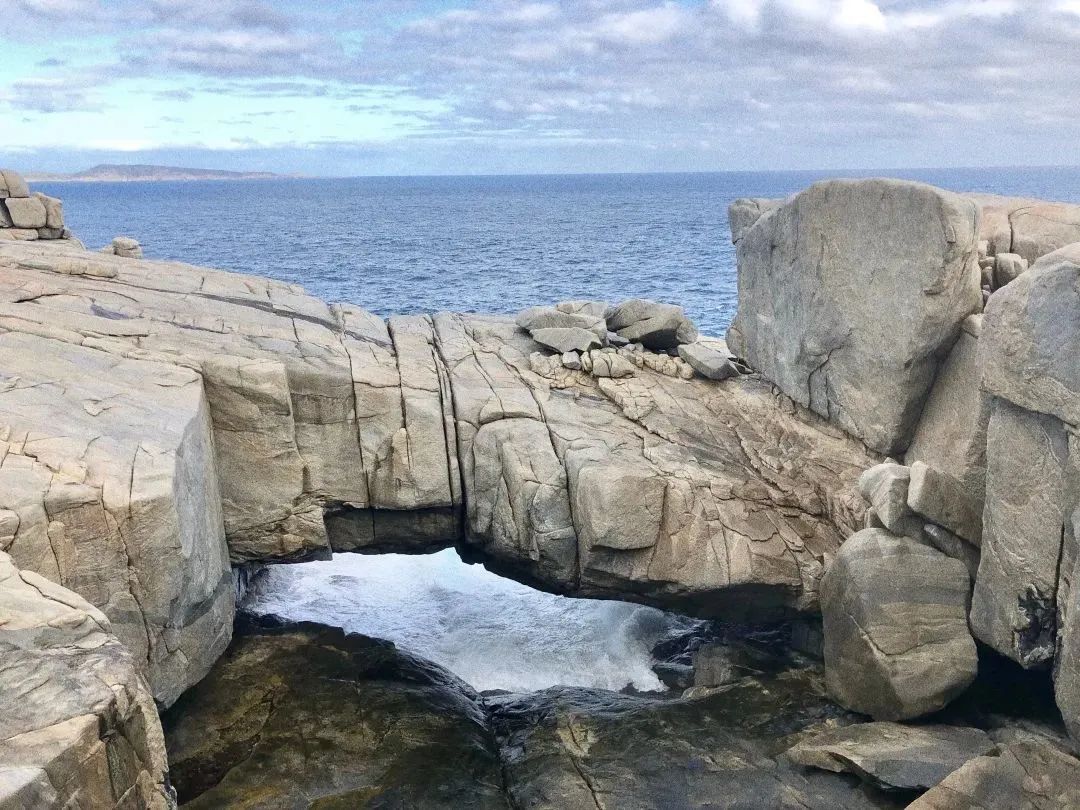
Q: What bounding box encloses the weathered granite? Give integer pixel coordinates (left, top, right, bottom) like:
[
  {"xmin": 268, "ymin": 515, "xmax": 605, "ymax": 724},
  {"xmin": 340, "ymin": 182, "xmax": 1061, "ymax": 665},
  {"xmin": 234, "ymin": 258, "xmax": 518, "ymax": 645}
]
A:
[
  {"xmin": 0, "ymin": 238, "xmax": 877, "ymax": 634},
  {"xmin": 0, "ymin": 329, "xmax": 234, "ymax": 707},
  {"xmin": 907, "ymin": 740, "xmax": 1080, "ymax": 809},
  {"xmin": 0, "ymin": 552, "xmax": 171, "ymax": 809},
  {"xmin": 727, "ymin": 178, "xmax": 981, "ymax": 456},
  {"xmin": 904, "ymin": 317, "xmax": 989, "ymax": 514},
  {"xmin": 969, "ymin": 193, "xmax": 1080, "ymax": 265},
  {"xmin": 785, "ymin": 722, "xmax": 995, "ymax": 792},
  {"xmin": 820, "ymin": 529, "xmax": 978, "ymax": 721}
]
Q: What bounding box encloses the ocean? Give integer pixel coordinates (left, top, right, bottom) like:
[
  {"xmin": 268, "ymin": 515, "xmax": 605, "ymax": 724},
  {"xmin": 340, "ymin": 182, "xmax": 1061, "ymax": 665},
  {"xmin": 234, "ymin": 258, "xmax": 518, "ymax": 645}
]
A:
[
  {"xmin": 40, "ymin": 166, "xmax": 1080, "ymax": 339},
  {"xmin": 39, "ymin": 166, "xmax": 1080, "ymax": 692}
]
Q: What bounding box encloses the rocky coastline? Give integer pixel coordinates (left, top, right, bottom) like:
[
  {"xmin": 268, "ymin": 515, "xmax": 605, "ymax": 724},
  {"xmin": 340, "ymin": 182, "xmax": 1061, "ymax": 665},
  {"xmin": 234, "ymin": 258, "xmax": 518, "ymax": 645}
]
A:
[{"xmin": 4, "ymin": 169, "xmax": 1080, "ymax": 807}]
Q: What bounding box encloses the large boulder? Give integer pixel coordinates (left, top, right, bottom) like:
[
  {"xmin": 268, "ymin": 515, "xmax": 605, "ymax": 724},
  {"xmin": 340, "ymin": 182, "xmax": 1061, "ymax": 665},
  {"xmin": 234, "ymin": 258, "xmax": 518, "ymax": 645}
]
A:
[
  {"xmin": 728, "ymin": 178, "xmax": 981, "ymax": 455},
  {"xmin": 0, "ymin": 330, "xmax": 235, "ymax": 707},
  {"xmin": 820, "ymin": 529, "xmax": 978, "ymax": 720},
  {"xmin": 969, "ymin": 399, "xmax": 1069, "ymax": 669},
  {"xmin": 980, "ymin": 244, "xmax": 1080, "ymax": 427}
]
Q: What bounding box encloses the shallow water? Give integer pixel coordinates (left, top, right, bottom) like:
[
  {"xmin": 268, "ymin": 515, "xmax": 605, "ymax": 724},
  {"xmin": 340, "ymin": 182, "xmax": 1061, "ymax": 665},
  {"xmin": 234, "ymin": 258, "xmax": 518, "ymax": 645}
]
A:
[{"xmin": 243, "ymin": 549, "xmax": 698, "ymax": 693}]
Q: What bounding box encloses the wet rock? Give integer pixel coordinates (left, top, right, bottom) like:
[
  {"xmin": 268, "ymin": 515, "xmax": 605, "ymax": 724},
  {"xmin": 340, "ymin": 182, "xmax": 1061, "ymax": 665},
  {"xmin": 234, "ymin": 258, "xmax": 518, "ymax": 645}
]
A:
[
  {"xmin": 786, "ymin": 722, "xmax": 995, "ymax": 792},
  {"xmin": 652, "ymin": 662, "xmax": 694, "ymax": 690},
  {"xmin": 908, "ymin": 740, "xmax": 1080, "ymax": 809},
  {"xmin": 728, "ymin": 178, "xmax": 980, "ymax": 456},
  {"xmin": 490, "ymin": 669, "xmax": 894, "ymax": 810},
  {"xmin": 821, "ymin": 529, "xmax": 978, "ymax": 721},
  {"xmin": 163, "ymin": 618, "xmax": 507, "ymax": 809}
]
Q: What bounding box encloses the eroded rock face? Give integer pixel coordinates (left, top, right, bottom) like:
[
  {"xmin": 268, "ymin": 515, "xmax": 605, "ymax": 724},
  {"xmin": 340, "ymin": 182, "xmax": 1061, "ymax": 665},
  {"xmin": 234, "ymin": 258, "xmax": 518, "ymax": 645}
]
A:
[
  {"xmin": 0, "ymin": 552, "xmax": 171, "ymax": 809},
  {"xmin": 436, "ymin": 312, "xmax": 876, "ymax": 616},
  {"xmin": 0, "ymin": 237, "xmax": 877, "ymax": 676},
  {"xmin": 0, "ymin": 330, "xmax": 234, "ymax": 707},
  {"xmin": 727, "ymin": 179, "xmax": 981, "ymax": 456},
  {"xmin": 970, "ymin": 193, "xmax": 1080, "ymax": 265},
  {"xmin": 820, "ymin": 529, "xmax": 978, "ymax": 721},
  {"xmin": 492, "ymin": 673, "xmax": 899, "ymax": 810}
]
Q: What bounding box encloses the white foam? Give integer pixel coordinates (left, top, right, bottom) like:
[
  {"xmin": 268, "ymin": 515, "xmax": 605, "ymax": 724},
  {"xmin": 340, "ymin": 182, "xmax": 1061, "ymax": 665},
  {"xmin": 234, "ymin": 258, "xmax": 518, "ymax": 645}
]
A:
[{"xmin": 242, "ymin": 549, "xmax": 697, "ymax": 692}]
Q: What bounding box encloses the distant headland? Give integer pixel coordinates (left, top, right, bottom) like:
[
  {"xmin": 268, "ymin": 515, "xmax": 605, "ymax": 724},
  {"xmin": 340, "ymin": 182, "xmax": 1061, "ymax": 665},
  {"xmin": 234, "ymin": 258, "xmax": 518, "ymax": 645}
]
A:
[{"xmin": 24, "ymin": 163, "xmax": 287, "ymax": 182}]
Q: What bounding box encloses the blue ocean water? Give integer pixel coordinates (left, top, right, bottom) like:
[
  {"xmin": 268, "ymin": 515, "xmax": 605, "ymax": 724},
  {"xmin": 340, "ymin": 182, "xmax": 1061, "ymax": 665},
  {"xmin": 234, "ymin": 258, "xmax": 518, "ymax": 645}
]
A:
[{"xmin": 40, "ymin": 166, "xmax": 1080, "ymax": 337}]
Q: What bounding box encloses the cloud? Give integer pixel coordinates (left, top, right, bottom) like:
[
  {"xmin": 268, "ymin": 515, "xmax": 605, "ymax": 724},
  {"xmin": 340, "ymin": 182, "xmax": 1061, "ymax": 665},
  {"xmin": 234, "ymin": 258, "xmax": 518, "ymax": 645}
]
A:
[
  {"xmin": 2, "ymin": 77, "xmax": 105, "ymax": 113},
  {"xmin": 4, "ymin": 0, "xmax": 1080, "ymax": 172}
]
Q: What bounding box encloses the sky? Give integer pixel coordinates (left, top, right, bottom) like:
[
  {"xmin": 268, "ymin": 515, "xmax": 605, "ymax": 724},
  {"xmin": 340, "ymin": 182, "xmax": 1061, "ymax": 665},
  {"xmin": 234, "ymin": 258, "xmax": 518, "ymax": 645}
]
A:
[{"xmin": 1, "ymin": 0, "xmax": 1079, "ymax": 176}]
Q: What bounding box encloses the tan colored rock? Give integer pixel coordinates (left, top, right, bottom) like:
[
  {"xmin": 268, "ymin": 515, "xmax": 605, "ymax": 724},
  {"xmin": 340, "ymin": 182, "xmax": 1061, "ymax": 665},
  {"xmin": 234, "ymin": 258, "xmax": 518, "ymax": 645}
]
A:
[
  {"xmin": 821, "ymin": 529, "xmax": 978, "ymax": 720},
  {"xmin": 908, "ymin": 461, "xmax": 983, "ymax": 546},
  {"xmin": 785, "ymin": 722, "xmax": 995, "ymax": 792},
  {"xmin": 4, "ymin": 197, "xmax": 47, "ymax": 229},
  {"xmin": 33, "ymin": 193, "xmax": 63, "ymax": 231},
  {"xmin": 0, "ymin": 169, "xmax": 30, "ymax": 199},
  {"xmin": 993, "ymin": 252, "xmax": 1028, "ymax": 288},
  {"xmin": 728, "ymin": 179, "xmax": 980, "ymax": 456},
  {"xmin": 905, "ymin": 319, "xmax": 989, "ymax": 513},
  {"xmin": 909, "ymin": 740, "xmax": 1080, "ymax": 810},
  {"xmin": 0, "ymin": 331, "xmax": 235, "ymax": 706},
  {"xmin": 0, "ymin": 552, "xmax": 171, "ymax": 809}
]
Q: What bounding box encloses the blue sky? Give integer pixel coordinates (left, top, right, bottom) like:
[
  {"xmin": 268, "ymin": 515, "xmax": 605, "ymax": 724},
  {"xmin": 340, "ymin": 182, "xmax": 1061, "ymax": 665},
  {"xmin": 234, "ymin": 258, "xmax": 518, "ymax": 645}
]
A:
[{"xmin": 2, "ymin": 0, "xmax": 1079, "ymax": 175}]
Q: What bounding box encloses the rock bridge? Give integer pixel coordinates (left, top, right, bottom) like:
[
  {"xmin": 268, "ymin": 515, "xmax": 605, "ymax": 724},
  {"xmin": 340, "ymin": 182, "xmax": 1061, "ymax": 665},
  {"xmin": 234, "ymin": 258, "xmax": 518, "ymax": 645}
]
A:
[{"xmin": 0, "ymin": 236, "xmax": 877, "ymax": 710}]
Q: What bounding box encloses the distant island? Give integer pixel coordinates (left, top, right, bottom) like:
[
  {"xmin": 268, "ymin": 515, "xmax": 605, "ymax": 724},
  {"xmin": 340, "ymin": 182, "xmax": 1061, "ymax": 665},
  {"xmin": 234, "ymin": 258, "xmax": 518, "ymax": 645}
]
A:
[{"xmin": 25, "ymin": 163, "xmax": 286, "ymax": 182}]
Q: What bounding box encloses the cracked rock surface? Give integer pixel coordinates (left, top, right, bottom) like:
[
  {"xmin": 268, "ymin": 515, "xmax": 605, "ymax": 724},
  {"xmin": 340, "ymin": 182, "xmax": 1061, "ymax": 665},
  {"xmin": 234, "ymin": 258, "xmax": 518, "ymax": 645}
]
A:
[{"xmin": 0, "ymin": 551, "xmax": 171, "ymax": 809}]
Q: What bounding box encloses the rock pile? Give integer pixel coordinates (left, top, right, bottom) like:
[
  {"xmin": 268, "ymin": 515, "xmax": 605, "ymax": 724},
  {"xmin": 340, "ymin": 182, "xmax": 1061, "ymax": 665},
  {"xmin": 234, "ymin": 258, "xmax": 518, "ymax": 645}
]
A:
[
  {"xmin": 516, "ymin": 298, "xmax": 743, "ymax": 383},
  {"xmin": 0, "ymin": 169, "xmax": 72, "ymax": 242}
]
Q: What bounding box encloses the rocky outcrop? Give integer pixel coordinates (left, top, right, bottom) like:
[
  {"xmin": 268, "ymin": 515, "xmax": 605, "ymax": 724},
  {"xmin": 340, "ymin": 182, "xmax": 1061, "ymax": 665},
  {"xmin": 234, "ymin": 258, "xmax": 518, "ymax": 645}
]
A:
[
  {"xmin": 785, "ymin": 722, "xmax": 995, "ymax": 792},
  {"xmin": 820, "ymin": 529, "xmax": 978, "ymax": 721},
  {"xmin": 0, "ymin": 169, "xmax": 72, "ymax": 242},
  {"xmin": 0, "ymin": 552, "xmax": 171, "ymax": 809},
  {"xmin": 969, "ymin": 193, "xmax": 1080, "ymax": 265},
  {"xmin": 727, "ymin": 178, "xmax": 981, "ymax": 456},
  {"xmin": 0, "ymin": 236, "xmax": 879, "ymax": 712},
  {"xmin": 908, "ymin": 739, "xmax": 1080, "ymax": 809}
]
